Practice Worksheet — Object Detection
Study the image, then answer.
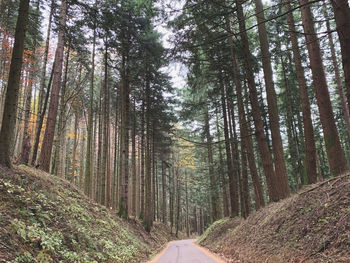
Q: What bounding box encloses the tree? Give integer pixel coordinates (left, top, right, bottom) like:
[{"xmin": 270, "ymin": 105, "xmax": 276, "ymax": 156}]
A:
[
  {"xmin": 253, "ymin": 0, "xmax": 290, "ymax": 198},
  {"xmin": 0, "ymin": 0, "xmax": 30, "ymax": 167},
  {"xmin": 84, "ymin": 1, "xmax": 97, "ymax": 198},
  {"xmin": 330, "ymin": 0, "xmax": 350, "ymax": 115},
  {"xmin": 38, "ymin": 0, "xmax": 67, "ymax": 172},
  {"xmin": 235, "ymin": 0, "xmax": 279, "ymax": 201},
  {"xmin": 300, "ymin": 0, "xmax": 348, "ymax": 176},
  {"xmin": 284, "ymin": 0, "xmax": 317, "ymax": 184}
]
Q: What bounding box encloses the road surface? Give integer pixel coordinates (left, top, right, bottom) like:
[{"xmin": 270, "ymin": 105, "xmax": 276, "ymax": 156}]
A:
[{"xmin": 149, "ymin": 239, "xmax": 224, "ymax": 263}]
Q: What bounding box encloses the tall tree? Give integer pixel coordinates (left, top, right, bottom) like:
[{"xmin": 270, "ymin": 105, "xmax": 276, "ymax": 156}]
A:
[
  {"xmin": 38, "ymin": 0, "xmax": 67, "ymax": 172},
  {"xmin": 330, "ymin": 0, "xmax": 350, "ymax": 115},
  {"xmin": 84, "ymin": 3, "xmax": 97, "ymax": 197},
  {"xmin": 235, "ymin": 0, "xmax": 279, "ymax": 202},
  {"xmin": 0, "ymin": 0, "xmax": 30, "ymax": 167},
  {"xmin": 323, "ymin": 2, "xmax": 350, "ymax": 138},
  {"xmin": 253, "ymin": 0, "xmax": 290, "ymax": 198},
  {"xmin": 300, "ymin": 0, "xmax": 348, "ymax": 175},
  {"xmin": 284, "ymin": 0, "xmax": 317, "ymax": 184}
]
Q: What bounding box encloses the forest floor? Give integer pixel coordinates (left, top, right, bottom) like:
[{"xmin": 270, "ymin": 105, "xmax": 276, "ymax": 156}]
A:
[
  {"xmin": 199, "ymin": 173, "xmax": 350, "ymax": 263},
  {"xmin": 0, "ymin": 165, "xmax": 178, "ymax": 263}
]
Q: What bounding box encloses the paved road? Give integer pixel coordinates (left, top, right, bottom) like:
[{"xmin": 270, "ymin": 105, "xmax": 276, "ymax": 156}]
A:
[{"xmin": 151, "ymin": 239, "xmax": 222, "ymax": 263}]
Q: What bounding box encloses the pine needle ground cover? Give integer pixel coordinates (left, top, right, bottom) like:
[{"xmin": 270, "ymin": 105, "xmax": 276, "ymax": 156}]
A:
[
  {"xmin": 0, "ymin": 165, "xmax": 176, "ymax": 263},
  {"xmin": 199, "ymin": 174, "xmax": 350, "ymax": 263}
]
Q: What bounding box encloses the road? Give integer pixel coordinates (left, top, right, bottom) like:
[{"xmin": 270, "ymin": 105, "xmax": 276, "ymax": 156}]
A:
[{"xmin": 149, "ymin": 239, "xmax": 224, "ymax": 263}]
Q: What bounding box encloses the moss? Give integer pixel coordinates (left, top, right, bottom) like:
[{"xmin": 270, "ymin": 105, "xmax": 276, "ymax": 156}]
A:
[{"xmin": 198, "ymin": 218, "xmax": 230, "ymax": 244}]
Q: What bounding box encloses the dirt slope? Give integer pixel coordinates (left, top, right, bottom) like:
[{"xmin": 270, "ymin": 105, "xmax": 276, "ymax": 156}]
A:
[
  {"xmin": 199, "ymin": 173, "xmax": 350, "ymax": 263},
  {"xmin": 0, "ymin": 165, "xmax": 176, "ymax": 263}
]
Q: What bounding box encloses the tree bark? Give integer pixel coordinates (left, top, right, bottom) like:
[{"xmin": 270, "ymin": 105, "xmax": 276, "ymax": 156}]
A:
[
  {"xmin": 235, "ymin": 0, "xmax": 279, "ymax": 202},
  {"xmin": 253, "ymin": 0, "xmax": 290, "ymax": 198},
  {"xmin": 175, "ymin": 168, "xmax": 180, "ymax": 237},
  {"xmin": 101, "ymin": 46, "xmax": 109, "ymax": 206},
  {"xmin": 285, "ymin": 0, "xmax": 317, "ymax": 184},
  {"xmin": 216, "ymin": 109, "xmax": 230, "ymax": 217},
  {"xmin": 84, "ymin": 11, "xmax": 96, "ymax": 197},
  {"xmin": 300, "ymin": 0, "xmax": 348, "ymax": 175},
  {"xmin": 330, "ymin": 0, "xmax": 350, "ymax": 115},
  {"xmin": 38, "ymin": 0, "xmax": 67, "ymax": 172},
  {"xmin": 37, "ymin": 0, "xmax": 54, "ymax": 123},
  {"xmin": 204, "ymin": 109, "xmax": 219, "ymax": 221},
  {"xmin": 185, "ymin": 171, "xmax": 189, "ymax": 237},
  {"xmin": 161, "ymin": 160, "xmax": 167, "ymax": 223},
  {"xmin": 31, "ymin": 66, "xmax": 54, "ymax": 166},
  {"xmin": 55, "ymin": 45, "xmax": 70, "ymax": 179},
  {"xmin": 223, "ymin": 13, "xmax": 264, "ymax": 208},
  {"xmin": 20, "ymin": 70, "xmax": 33, "ymax": 164},
  {"xmin": 72, "ymin": 112, "xmax": 79, "ymax": 183},
  {"xmin": 323, "ymin": 2, "xmax": 350, "ymax": 139},
  {"xmin": 219, "ymin": 77, "xmax": 239, "ymax": 216},
  {"xmin": 140, "ymin": 98, "xmax": 145, "ymax": 219},
  {"xmin": 0, "ymin": 0, "xmax": 30, "ymax": 167},
  {"xmin": 131, "ymin": 98, "xmax": 137, "ymax": 216},
  {"xmin": 119, "ymin": 36, "xmax": 130, "ymax": 217},
  {"xmin": 144, "ymin": 66, "xmax": 153, "ymax": 231}
]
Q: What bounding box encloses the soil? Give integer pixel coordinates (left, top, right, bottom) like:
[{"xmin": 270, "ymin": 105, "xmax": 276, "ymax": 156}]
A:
[{"xmin": 199, "ymin": 173, "xmax": 350, "ymax": 263}]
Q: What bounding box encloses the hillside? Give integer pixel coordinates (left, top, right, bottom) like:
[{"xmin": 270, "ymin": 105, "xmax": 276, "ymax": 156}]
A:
[
  {"xmin": 199, "ymin": 173, "xmax": 350, "ymax": 263},
  {"xmin": 0, "ymin": 165, "xmax": 176, "ymax": 263}
]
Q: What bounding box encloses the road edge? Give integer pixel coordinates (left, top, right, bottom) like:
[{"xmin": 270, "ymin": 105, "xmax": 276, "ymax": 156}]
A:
[
  {"xmin": 192, "ymin": 241, "xmax": 227, "ymax": 263},
  {"xmin": 146, "ymin": 240, "xmax": 174, "ymax": 263}
]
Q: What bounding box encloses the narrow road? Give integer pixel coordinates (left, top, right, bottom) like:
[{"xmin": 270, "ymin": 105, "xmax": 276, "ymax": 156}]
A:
[{"xmin": 149, "ymin": 239, "xmax": 224, "ymax": 263}]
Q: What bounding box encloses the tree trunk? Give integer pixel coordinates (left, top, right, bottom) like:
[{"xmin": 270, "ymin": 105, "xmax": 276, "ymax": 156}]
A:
[
  {"xmin": 79, "ymin": 126, "xmax": 86, "ymax": 188},
  {"xmin": 20, "ymin": 0, "xmax": 40, "ymax": 165},
  {"xmin": 72, "ymin": 112, "xmax": 79, "ymax": 183},
  {"xmin": 216, "ymin": 109, "xmax": 230, "ymax": 217},
  {"xmin": 140, "ymin": 98, "xmax": 145, "ymax": 219},
  {"xmin": 119, "ymin": 38, "xmax": 130, "ymax": 217},
  {"xmin": 219, "ymin": 77, "xmax": 239, "ymax": 216},
  {"xmin": 131, "ymin": 98, "xmax": 137, "ymax": 216},
  {"xmin": 185, "ymin": 172, "xmax": 189, "ymax": 237},
  {"xmin": 37, "ymin": 0, "xmax": 54, "ymax": 124},
  {"xmin": 254, "ymin": 0, "xmax": 290, "ymax": 198},
  {"xmin": 55, "ymin": 45, "xmax": 70, "ymax": 179},
  {"xmin": 161, "ymin": 160, "xmax": 167, "ymax": 223},
  {"xmin": 20, "ymin": 70, "xmax": 33, "ymax": 164},
  {"xmin": 101, "ymin": 46, "xmax": 109, "ymax": 206},
  {"xmin": 205, "ymin": 109, "xmax": 219, "ymax": 220},
  {"xmin": 38, "ymin": 0, "xmax": 67, "ymax": 172},
  {"xmin": 330, "ymin": 0, "xmax": 350, "ymax": 115},
  {"xmin": 285, "ymin": 0, "xmax": 317, "ymax": 184},
  {"xmin": 170, "ymin": 165, "xmax": 174, "ymax": 233},
  {"xmin": 300, "ymin": 0, "xmax": 348, "ymax": 175},
  {"xmin": 0, "ymin": 0, "xmax": 30, "ymax": 167},
  {"xmin": 223, "ymin": 12, "xmax": 265, "ymax": 208},
  {"xmin": 144, "ymin": 67, "xmax": 153, "ymax": 231},
  {"xmin": 235, "ymin": 0, "xmax": 279, "ymax": 201},
  {"xmin": 31, "ymin": 66, "xmax": 54, "ymax": 166},
  {"xmin": 97, "ymin": 88, "xmax": 103, "ymax": 202},
  {"xmin": 175, "ymin": 168, "xmax": 180, "ymax": 237},
  {"xmin": 85, "ymin": 11, "xmax": 96, "ymax": 197},
  {"xmin": 323, "ymin": 2, "xmax": 350, "ymax": 138}
]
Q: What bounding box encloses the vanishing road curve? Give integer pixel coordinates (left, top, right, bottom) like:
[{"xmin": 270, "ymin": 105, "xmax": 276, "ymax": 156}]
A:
[{"xmin": 149, "ymin": 239, "xmax": 224, "ymax": 263}]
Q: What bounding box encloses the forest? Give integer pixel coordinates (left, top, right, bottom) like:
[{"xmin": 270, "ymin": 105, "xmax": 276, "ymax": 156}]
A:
[{"xmin": 0, "ymin": 0, "xmax": 350, "ymax": 262}]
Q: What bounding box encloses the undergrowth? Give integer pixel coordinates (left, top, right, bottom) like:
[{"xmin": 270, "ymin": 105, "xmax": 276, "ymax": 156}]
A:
[
  {"xmin": 199, "ymin": 174, "xmax": 350, "ymax": 263},
  {"xmin": 0, "ymin": 165, "xmax": 175, "ymax": 263}
]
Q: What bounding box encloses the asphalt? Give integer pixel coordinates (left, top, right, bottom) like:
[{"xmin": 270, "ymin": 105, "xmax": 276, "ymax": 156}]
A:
[{"xmin": 152, "ymin": 239, "xmax": 221, "ymax": 263}]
